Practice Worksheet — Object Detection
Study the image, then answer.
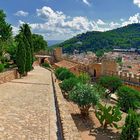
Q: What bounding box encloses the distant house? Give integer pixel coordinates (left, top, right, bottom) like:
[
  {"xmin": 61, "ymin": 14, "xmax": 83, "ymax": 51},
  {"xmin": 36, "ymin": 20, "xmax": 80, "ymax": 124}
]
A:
[{"xmin": 113, "ymin": 48, "xmax": 136, "ymax": 53}]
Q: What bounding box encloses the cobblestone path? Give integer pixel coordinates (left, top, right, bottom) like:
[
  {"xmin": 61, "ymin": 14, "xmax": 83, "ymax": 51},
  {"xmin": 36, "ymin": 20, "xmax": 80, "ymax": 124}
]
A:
[{"xmin": 0, "ymin": 66, "xmax": 57, "ymax": 140}]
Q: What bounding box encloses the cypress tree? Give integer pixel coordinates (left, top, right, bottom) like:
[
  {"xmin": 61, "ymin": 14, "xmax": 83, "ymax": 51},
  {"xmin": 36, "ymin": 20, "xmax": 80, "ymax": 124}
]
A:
[
  {"xmin": 16, "ymin": 38, "xmax": 26, "ymax": 76},
  {"xmin": 120, "ymin": 110, "xmax": 139, "ymax": 140},
  {"xmin": 23, "ymin": 35, "xmax": 32, "ymax": 73},
  {"xmin": 22, "ymin": 24, "xmax": 34, "ymax": 64}
]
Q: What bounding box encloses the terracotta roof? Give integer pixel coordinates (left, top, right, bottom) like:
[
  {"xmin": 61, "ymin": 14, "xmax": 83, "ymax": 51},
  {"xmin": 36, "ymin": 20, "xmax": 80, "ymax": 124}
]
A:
[{"xmin": 55, "ymin": 60, "xmax": 78, "ymax": 69}]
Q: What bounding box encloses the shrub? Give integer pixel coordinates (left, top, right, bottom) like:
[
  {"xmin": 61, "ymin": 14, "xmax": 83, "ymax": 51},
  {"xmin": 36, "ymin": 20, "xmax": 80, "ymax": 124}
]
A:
[
  {"xmin": 98, "ymin": 76, "xmax": 122, "ymax": 93},
  {"xmin": 4, "ymin": 63, "xmax": 10, "ymax": 68},
  {"xmin": 95, "ymin": 104, "xmax": 122, "ymax": 129},
  {"xmin": 0, "ymin": 63, "xmax": 4, "ymax": 72},
  {"xmin": 60, "ymin": 77, "xmax": 80, "ymax": 93},
  {"xmin": 120, "ymin": 110, "xmax": 140, "ymax": 140},
  {"xmin": 117, "ymin": 86, "xmax": 140, "ymax": 112},
  {"xmin": 55, "ymin": 67, "xmax": 75, "ymax": 81},
  {"xmin": 42, "ymin": 62, "xmax": 50, "ymax": 68},
  {"xmin": 78, "ymin": 72, "xmax": 91, "ymax": 84},
  {"xmin": 69, "ymin": 83, "xmax": 100, "ymax": 116},
  {"xmin": 55, "ymin": 67, "xmax": 67, "ymax": 78}
]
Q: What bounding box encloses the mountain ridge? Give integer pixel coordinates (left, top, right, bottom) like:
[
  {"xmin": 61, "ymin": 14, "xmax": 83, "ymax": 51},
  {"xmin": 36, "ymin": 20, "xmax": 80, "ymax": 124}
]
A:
[{"xmin": 53, "ymin": 23, "xmax": 140, "ymax": 53}]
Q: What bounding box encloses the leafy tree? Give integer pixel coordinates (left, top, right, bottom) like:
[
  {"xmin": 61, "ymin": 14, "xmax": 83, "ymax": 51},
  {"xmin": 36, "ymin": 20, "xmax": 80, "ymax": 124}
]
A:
[
  {"xmin": 60, "ymin": 77, "xmax": 80, "ymax": 93},
  {"xmin": 95, "ymin": 50, "xmax": 104, "ymax": 62},
  {"xmin": 98, "ymin": 76, "xmax": 122, "ymax": 94},
  {"xmin": 95, "ymin": 104, "xmax": 122, "ymax": 129},
  {"xmin": 55, "ymin": 67, "xmax": 75, "ymax": 81},
  {"xmin": 32, "ymin": 34, "xmax": 48, "ymax": 53},
  {"xmin": 78, "ymin": 72, "xmax": 91, "ymax": 84},
  {"xmin": 16, "ymin": 37, "xmax": 26, "ymax": 75},
  {"xmin": 69, "ymin": 83, "xmax": 100, "ymax": 116},
  {"xmin": 120, "ymin": 110, "xmax": 140, "ymax": 140},
  {"xmin": 117, "ymin": 86, "xmax": 140, "ymax": 112},
  {"xmin": 0, "ymin": 10, "xmax": 13, "ymax": 63},
  {"xmin": 0, "ymin": 10, "xmax": 12, "ymax": 41}
]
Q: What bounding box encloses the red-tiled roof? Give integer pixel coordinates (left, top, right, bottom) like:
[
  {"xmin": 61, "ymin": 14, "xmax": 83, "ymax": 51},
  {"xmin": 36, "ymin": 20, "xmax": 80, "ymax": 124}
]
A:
[{"xmin": 55, "ymin": 60, "xmax": 78, "ymax": 69}]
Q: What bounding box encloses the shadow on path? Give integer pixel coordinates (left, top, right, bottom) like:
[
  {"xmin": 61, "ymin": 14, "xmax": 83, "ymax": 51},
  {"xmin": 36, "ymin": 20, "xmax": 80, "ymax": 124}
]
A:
[{"xmin": 10, "ymin": 81, "xmax": 49, "ymax": 86}]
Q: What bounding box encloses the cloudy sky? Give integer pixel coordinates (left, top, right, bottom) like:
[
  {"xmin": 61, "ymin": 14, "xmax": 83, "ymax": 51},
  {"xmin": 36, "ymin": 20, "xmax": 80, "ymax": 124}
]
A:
[{"xmin": 1, "ymin": 0, "xmax": 140, "ymax": 40}]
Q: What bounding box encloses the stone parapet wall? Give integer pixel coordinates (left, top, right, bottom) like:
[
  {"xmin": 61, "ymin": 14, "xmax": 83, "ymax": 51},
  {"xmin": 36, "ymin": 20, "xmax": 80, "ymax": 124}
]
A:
[
  {"xmin": 0, "ymin": 69, "xmax": 19, "ymax": 84},
  {"xmin": 52, "ymin": 73, "xmax": 82, "ymax": 140}
]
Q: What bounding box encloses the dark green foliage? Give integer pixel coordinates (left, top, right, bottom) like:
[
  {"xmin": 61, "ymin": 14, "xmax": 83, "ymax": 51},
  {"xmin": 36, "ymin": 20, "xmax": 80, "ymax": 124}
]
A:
[
  {"xmin": 55, "ymin": 67, "xmax": 75, "ymax": 81},
  {"xmin": 117, "ymin": 86, "xmax": 140, "ymax": 112},
  {"xmin": 55, "ymin": 67, "xmax": 67, "ymax": 78},
  {"xmin": 95, "ymin": 50, "xmax": 104, "ymax": 58},
  {"xmin": 16, "ymin": 23, "xmax": 33, "ymax": 75},
  {"xmin": 78, "ymin": 72, "xmax": 91, "ymax": 84},
  {"xmin": 95, "ymin": 104, "xmax": 122, "ymax": 129},
  {"xmin": 23, "ymin": 36, "xmax": 32, "ymax": 72},
  {"xmin": 69, "ymin": 83, "xmax": 100, "ymax": 116},
  {"xmin": 0, "ymin": 10, "xmax": 12, "ymax": 41},
  {"xmin": 0, "ymin": 63, "xmax": 4, "ymax": 72},
  {"xmin": 32, "ymin": 34, "xmax": 48, "ymax": 53},
  {"xmin": 98, "ymin": 76, "xmax": 122, "ymax": 93},
  {"xmin": 120, "ymin": 110, "xmax": 140, "ymax": 140},
  {"xmin": 60, "ymin": 77, "xmax": 80, "ymax": 93},
  {"xmin": 116, "ymin": 57, "xmax": 122, "ymax": 63},
  {"xmin": 42, "ymin": 62, "xmax": 50, "ymax": 68},
  {"xmin": 20, "ymin": 24, "xmax": 33, "ymax": 64},
  {"xmin": 53, "ymin": 24, "xmax": 140, "ymax": 53},
  {"xmin": 93, "ymin": 84, "xmax": 106, "ymax": 99},
  {"xmin": 16, "ymin": 38, "xmax": 26, "ymax": 75}
]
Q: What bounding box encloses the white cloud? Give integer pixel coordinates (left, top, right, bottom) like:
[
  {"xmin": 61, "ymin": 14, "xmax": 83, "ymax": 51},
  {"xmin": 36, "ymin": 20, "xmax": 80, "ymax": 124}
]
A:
[
  {"xmin": 133, "ymin": 0, "xmax": 140, "ymax": 7},
  {"xmin": 97, "ymin": 19, "xmax": 106, "ymax": 25},
  {"xmin": 13, "ymin": 6, "xmax": 140, "ymax": 40},
  {"xmin": 82, "ymin": 0, "xmax": 90, "ymax": 6},
  {"xmin": 122, "ymin": 13, "xmax": 140, "ymax": 26},
  {"xmin": 109, "ymin": 22, "xmax": 120, "ymax": 28},
  {"xmin": 14, "ymin": 10, "xmax": 29, "ymax": 17}
]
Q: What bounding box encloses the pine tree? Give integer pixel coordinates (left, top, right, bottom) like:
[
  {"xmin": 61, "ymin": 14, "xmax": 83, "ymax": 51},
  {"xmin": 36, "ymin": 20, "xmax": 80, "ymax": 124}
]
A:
[
  {"xmin": 16, "ymin": 38, "xmax": 26, "ymax": 76},
  {"xmin": 120, "ymin": 110, "xmax": 139, "ymax": 140}
]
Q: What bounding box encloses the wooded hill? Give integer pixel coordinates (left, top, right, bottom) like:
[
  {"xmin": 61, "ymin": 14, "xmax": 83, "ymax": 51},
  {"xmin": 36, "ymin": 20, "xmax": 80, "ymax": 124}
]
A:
[{"xmin": 53, "ymin": 23, "xmax": 140, "ymax": 53}]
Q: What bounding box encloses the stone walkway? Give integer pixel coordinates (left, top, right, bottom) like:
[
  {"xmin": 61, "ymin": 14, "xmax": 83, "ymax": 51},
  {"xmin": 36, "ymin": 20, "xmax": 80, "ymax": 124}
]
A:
[{"xmin": 0, "ymin": 66, "xmax": 57, "ymax": 140}]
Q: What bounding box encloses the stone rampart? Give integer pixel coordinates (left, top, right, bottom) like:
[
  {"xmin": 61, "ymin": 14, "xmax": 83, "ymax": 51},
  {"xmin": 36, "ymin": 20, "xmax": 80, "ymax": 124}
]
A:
[
  {"xmin": 52, "ymin": 73, "xmax": 82, "ymax": 140},
  {"xmin": 0, "ymin": 69, "xmax": 19, "ymax": 84}
]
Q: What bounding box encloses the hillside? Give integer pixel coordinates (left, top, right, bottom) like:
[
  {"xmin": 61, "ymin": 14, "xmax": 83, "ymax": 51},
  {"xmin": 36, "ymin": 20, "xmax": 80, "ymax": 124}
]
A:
[{"xmin": 53, "ymin": 23, "xmax": 140, "ymax": 53}]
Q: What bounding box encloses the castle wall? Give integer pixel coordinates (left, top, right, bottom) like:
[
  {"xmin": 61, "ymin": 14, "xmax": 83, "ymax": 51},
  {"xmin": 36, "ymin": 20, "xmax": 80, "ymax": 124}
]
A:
[{"xmin": 53, "ymin": 47, "xmax": 62, "ymax": 62}]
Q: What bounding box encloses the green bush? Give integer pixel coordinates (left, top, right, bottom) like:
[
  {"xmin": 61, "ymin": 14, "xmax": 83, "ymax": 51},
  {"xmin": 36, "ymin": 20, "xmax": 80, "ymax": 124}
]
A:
[
  {"xmin": 95, "ymin": 103, "xmax": 122, "ymax": 129},
  {"xmin": 42, "ymin": 62, "xmax": 50, "ymax": 68},
  {"xmin": 55, "ymin": 67, "xmax": 67, "ymax": 78},
  {"xmin": 0, "ymin": 63, "xmax": 4, "ymax": 72},
  {"xmin": 98, "ymin": 76, "xmax": 122, "ymax": 93},
  {"xmin": 60, "ymin": 77, "xmax": 80, "ymax": 93},
  {"xmin": 55, "ymin": 67, "xmax": 75, "ymax": 81},
  {"xmin": 69, "ymin": 83, "xmax": 100, "ymax": 116},
  {"xmin": 120, "ymin": 110, "xmax": 140, "ymax": 140},
  {"xmin": 117, "ymin": 86, "xmax": 140, "ymax": 112},
  {"xmin": 78, "ymin": 72, "xmax": 91, "ymax": 84}
]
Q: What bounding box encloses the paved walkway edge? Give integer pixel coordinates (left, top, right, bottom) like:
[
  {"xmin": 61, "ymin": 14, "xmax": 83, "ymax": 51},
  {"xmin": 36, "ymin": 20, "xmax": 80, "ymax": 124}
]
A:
[{"xmin": 51, "ymin": 71, "xmax": 82, "ymax": 140}]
